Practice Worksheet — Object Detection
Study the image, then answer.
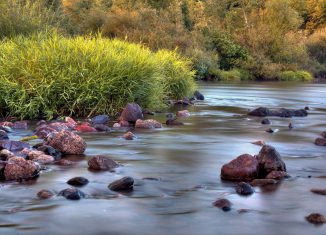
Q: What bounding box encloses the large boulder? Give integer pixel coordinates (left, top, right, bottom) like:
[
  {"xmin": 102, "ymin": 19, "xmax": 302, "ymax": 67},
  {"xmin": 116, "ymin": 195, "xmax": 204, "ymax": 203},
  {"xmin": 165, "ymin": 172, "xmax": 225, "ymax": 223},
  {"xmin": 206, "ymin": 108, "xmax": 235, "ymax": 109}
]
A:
[
  {"xmin": 221, "ymin": 154, "xmax": 259, "ymax": 181},
  {"xmin": 256, "ymin": 145, "xmax": 286, "ymax": 177},
  {"xmin": 45, "ymin": 130, "xmax": 86, "ymax": 155},
  {"xmin": 4, "ymin": 157, "xmax": 40, "ymax": 180},
  {"xmin": 135, "ymin": 119, "xmax": 162, "ymax": 129},
  {"xmin": 119, "ymin": 103, "xmax": 143, "ymax": 123}
]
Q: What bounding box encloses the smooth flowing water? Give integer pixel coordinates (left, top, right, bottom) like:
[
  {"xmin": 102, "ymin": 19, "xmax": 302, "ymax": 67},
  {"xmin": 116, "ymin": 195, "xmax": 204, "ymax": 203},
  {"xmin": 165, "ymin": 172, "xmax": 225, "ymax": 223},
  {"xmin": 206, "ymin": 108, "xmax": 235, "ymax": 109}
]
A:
[{"xmin": 1, "ymin": 82, "xmax": 326, "ymax": 235}]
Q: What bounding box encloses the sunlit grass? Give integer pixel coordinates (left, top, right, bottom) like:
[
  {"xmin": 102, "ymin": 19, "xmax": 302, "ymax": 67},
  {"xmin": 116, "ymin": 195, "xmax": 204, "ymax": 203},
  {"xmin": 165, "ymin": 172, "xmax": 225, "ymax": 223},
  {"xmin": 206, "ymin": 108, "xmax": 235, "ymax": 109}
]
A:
[{"xmin": 0, "ymin": 33, "xmax": 196, "ymax": 119}]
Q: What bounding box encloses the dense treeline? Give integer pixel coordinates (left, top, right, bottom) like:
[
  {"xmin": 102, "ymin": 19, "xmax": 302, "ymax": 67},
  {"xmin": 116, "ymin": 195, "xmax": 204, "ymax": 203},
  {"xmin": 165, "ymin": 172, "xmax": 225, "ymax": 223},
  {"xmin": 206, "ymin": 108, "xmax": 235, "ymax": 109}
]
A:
[{"xmin": 0, "ymin": 0, "xmax": 325, "ymax": 81}]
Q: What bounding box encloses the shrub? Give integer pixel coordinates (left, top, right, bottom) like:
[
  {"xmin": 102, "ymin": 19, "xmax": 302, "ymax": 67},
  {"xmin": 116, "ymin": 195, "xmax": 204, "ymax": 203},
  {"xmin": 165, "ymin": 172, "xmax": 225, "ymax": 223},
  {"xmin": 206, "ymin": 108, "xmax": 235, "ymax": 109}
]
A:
[
  {"xmin": 278, "ymin": 70, "xmax": 313, "ymax": 81},
  {"xmin": 0, "ymin": 33, "xmax": 196, "ymax": 119},
  {"xmin": 213, "ymin": 69, "xmax": 253, "ymax": 81}
]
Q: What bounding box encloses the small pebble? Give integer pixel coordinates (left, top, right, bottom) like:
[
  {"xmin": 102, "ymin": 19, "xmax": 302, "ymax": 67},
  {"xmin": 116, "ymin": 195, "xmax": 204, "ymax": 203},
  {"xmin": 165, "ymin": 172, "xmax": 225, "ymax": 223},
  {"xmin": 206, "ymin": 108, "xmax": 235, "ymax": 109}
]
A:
[
  {"xmin": 212, "ymin": 198, "xmax": 231, "ymax": 211},
  {"xmin": 306, "ymin": 213, "xmax": 326, "ymax": 224},
  {"xmin": 37, "ymin": 189, "xmax": 54, "ymax": 199},
  {"xmin": 236, "ymin": 182, "xmax": 254, "ymax": 195}
]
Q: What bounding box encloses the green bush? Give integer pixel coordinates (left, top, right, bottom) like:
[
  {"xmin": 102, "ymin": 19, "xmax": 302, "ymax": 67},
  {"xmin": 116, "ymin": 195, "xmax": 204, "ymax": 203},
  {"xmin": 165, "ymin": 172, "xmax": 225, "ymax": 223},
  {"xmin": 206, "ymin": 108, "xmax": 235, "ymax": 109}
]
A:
[
  {"xmin": 214, "ymin": 69, "xmax": 253, "ymax": 81},
  {"xmin": 278, "ymin": 70, "xmax": 313, "ymax": 81},
  {"xmin": 0, "ymin": 33, "xmax": 196, "ymax": 119}
]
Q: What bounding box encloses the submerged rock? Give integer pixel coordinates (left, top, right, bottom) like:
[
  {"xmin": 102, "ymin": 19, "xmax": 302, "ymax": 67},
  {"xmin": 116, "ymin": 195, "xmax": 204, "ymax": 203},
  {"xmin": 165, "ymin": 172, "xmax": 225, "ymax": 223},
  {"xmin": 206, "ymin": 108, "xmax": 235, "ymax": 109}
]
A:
[
  {"xmin": 108, "ymin": 177, "xmax": 134, "ymax": 191},
  {"xmin": 305, "ymin": 213, "xmax": 326, "ymax": 224},
  {"xmin": 0, "ymin": 140, "xmax": 30, "ymax": 152},
  {"xmin": 119, "ymin": 103, "xmax": 143, "ymax": 123},
  {"xmin": 310, "ymin": 189, "xmax": 326, "ymax": 196},
  {"xmin": 93, "ymin": 124, "xmax": 110, "ymax": 132},
  {"xmin": 58, "ymin": 188, "xmax": 86, "ymax": 200},
  {"xmin": 166, "ymin": 119, "xmax": 184, "ymax": 126},
  {"xmin": 45, "ymin": 130, "xmax": 86, "ymax": 155},
  {"xmin": 4, "ymin": 157, "xmax": 40, "ymax": 181},
  {"xmin": 36, "ymin": 145, "xmax": 62, "ymax": 160},
  {"xmin": 67, "ymin": 177, "xmax": 89, "ymax": 186},
  {"xmin": 123, "ymin": 132, "xmax": 135, "ymax": 140},
  {"xmin": 236, "ymin": 182, "xmax": 254, "ymax": 195},
  {"xmin": 265, "ymin": 171, "xmax": 288, "ymax": 180},
  {"xmin": 37, "ymin": 189, "xmax": 54, "ymax": 199},
  {"xmin": 212, "ymin": 198, "xmax": 231, "ymax": 211},
  {"xmin": 321, "ymin": 131, "xmax": 326, "ymax": 138},
  {"xmin": 135, "ymin": 119, "xmax": 162, "ymax": 129},
  {"xmin": 261, "ymin": 118, "xmax": 271, "ymax": 125},
  {"xmin": 91, "ymin": 115, "xmax": 109, "ymax": 125},
  {"xmin": 88, "ymin": 156, "xmax": 119, "ymax": 171},
  {"xmin": 221, "ymin": 154, "xmax": 259, "ymax": 181},
  {"xmin": 256, "ymin": 145, "xmax": 286, "ymax": 177},
  {"xmin": 315, "ymin": 137, "xmax": 326, "ymax": 146},
  {"xmin": 250, "ymin": 179, "xmax": 278, "ymax": 186}
]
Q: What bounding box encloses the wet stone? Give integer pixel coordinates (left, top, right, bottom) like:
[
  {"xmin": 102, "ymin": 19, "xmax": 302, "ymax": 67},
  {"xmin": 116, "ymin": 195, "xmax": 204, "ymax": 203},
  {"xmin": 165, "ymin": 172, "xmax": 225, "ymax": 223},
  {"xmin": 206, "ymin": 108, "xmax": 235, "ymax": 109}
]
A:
[
  {"xmin": 194, "ymin": 90, "xmax": 204, "ymax": 100},
  {"xmin": 0, "ymin": 149, "xmax": 15, "ymax": 160},
  {"xmin": 37, "ymin": 145, "xmax": 62, "ymax": 160},
  {"xmin": 0, "ymin": 140, "xmax": 30, "ymax": 152},
  {"xmin": 135, "ymin": 119, "xmax": 162, "ymax": 129},
  {"xmin": 261, "ymin": 118, "xmax": 271, "ymax": 125},
  {"xmin": 4, "ymin": 157, "xmax": 40, "ymax": 181},
  {"xmin": 256, "ymin": 145, "xmax": 286, "ymax": 177},
  {"xmin": 321, "ymin": 131, "xmax": 326, "ymax": 138},
  {"xmin": 88, "ymin": 156, "xmax": 119, "ymax": 171},
  {"xmin": 0, "ymin": 161, "xmax": 6, "ymax": 180},
  {"xmin": 59, "ymin": 188, "xmax": 86, "ymax": 200},
  {"xmin": 37, "ymin": 189, "xmax": 54, "ymax": 199},
  {"xmin": 310, "ymin": 189, "xmax": 326, "ymax": 196},
  {"xmin": 91, "ymin": 115, "xmax": 109, "ymax": 125},
  {"xmin": 119, "ymin": 103, "xmax": 143, "ymax": 123},
  {"xmin": 265, "ymin": 171, "xmax": 288, "ymax": 180},
  {"xmin": 315, "ymin": 137, "xmax": 326, "ymax": 146},
  {"xmin": 212, "ymin": 198, "xmax": 231, "ymax": 211},
  {"xmin": 176, "ymin": 110, "xmax": 190, "ymax": 118},
  {"xmin": 123, "ymin": 132, "xmax": 135, "ymax": 140},
  {"xmin": 56, "ymin": 159, "xmax": 74, "ymax": 166},
  {"xmin": 236, "ymin": 182, "xmax": 254, "ymax": 195},
  {"xmin": 67, "ymin": 177, "xmax": 89, "ymax": 186},
  {"xmin": 108, "ymin": 177, "xmax": 134, "ymax": 191},
  {"xmin": 306, "ymin": 213, "xmax": 326, "ymax": 224},
  {"xmin": 93, "ymin": 124, "xmax": 110, "ymax": 132},
  {"xmin": 13, "ymin": 121, "xmax": 28, "ymax": 130},
  {"xmin": 0, "ymin": 130, "xmax": 9, "ymax": 140}
]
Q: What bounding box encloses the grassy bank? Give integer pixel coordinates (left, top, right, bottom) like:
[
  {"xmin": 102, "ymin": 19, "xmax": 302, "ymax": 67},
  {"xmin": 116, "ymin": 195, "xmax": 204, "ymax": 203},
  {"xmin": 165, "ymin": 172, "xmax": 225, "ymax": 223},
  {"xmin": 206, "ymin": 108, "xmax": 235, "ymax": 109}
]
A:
[{"xmin": 0, "ymin": 33, "xmax": 196, "ymax": 119}]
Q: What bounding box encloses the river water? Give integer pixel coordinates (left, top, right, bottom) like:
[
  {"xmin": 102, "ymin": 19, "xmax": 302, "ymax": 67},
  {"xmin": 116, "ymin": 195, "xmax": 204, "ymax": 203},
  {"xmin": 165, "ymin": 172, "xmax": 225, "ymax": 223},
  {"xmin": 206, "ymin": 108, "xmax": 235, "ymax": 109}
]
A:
[{"xmin": 1, "ymin": 82, "xmax": 326, "ymax": 235}]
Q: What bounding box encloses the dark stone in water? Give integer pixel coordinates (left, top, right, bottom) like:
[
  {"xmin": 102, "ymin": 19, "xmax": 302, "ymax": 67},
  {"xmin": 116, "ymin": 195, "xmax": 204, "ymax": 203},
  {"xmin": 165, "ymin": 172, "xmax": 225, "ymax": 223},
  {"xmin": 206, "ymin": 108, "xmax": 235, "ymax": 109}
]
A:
[
  {"xmin": 321, "ymin": 131, "xmax": 326, "ymax": 138},
  {"xmin": 0, "ymin": 130, "xmax": 9, "ymax": 140},
  {"xmin": 310, "ymin": 189, "xmax": 326, "ymax": 196},
  {"xmin": 0, "ymin": 161, "xmax": 6, "ymax": 180},
  {"xmin": 265, "ymin": 128, "xmax": 274, "ymax": 133},
  {"xmin": 91, "ymin": 115, "xmax": 109, "ymax": 125},
  {"xmin": 261, "ymin": 118, "xmax": 271, "ymax": 125},
  {"xmin": 256, "ymin": 145, "xmax": 286, "ymax": 177},
  {"xmin": 93, "ymin": 124, "xmax": 110, "ymax": 132},
  {"xmin": 212, "ymin": 198, "xmax": 231, "ymax": 211},
  {"xmin": 315, "ymin": 137, "xmax": 326, "ymax": 146},
  {"xmin": 108, "ymin": 177, "xmax": 134, "ymax": 191},
  {"xmin": 88, "ymin": 156, "xmax": 119, "ymax": 171},
  {"xmin": 236, "ymin": 182, "xmax": 254, "ymax": 195},
  {"xmin": 67, "ymin": 177, "xmax": 89, "ymax": 186},
  {"xmin": 306, "ymin": 213, "xmax": 326, "ymax": 224},
  {"xmin": 194, "ymin": 90, "xmax": 205, "ymax": 100},
  {"xmin": 59, "ymin": 188, "xmax": 86, "ymax": 200},
  {"xmin": 37, "ymin": 189, "xmax": 54, "ymax": 199},
  {"xmin": 265, "ymin": 171, "xmax": 288, "ymax": 180},
  {"xmin": 221, "ymin": 154, "xmax": 259, "ymax": 181},
  {"xmin": 37, "ymin": 145, "xmax": 62, "ymax": 160},
  {"xmin": 248, "ymin": 107, "xmax": 308, "ymax": 117},
  {"xmin": 123, "ymin": 132, "xmax": 135, "ymax": 140},
  {"xmin": 0, "ymin": 140, "xmax": 29, "ymax": 152},
  {"xmin": 166, "ymin": 119, "xmax": 184, "ymax": 126},
  {"xmin": 288, "ymin": 122, "xmax": 293, "ymax": 129}
]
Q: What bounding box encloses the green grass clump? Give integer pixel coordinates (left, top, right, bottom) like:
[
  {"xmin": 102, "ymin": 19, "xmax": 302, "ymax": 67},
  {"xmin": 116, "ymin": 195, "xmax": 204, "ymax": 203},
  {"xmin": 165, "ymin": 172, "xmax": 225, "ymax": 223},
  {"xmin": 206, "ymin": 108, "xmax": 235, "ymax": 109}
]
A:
[
  {"xmin": 0, "ymin": 33, "xmax": 196, "ymax": 119},
  {"xmin": 214, "ymin": 69, "xmax": 253, "ymax": 81},
  {"xmin": 278, "ymin": 70, "xmax": 313, "ymax": 81}
]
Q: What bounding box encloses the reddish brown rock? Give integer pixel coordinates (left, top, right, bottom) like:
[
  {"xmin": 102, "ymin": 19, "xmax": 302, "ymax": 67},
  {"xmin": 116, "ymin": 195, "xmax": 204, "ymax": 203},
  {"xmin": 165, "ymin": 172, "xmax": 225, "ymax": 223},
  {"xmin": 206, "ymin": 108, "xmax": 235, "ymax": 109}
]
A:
[
  {"xmin": 119, "ymin": 103, "xmax": 143, "ymax": 123},
  {"xmin": 221, "ymin": 154, "xmax": 259, "ymax": 181},
  {"xmin": 321, "ymin": 131, "xmax": 326, "ymax": 138},
  {"xmin": 56, "ymin": 159, "xmax": 74, "ymax": 166},
  {"xmin": 88, "ymin": 156, "xmax": 119, "ymax": 171},
  {"xmin": 315, "ymin": 137, "xmax": 326, "ymax": 146},
  {"xmin": 32, "ymin": 155, "xmax": 55, "ymax": 164},
  {"xmin": 250, "ymin": 179, "xmax": 278, "ymax": 186},
  {"xmin": 256, "ymin": 145, "xmax": 286, "ymax": 177},
  {"xmin": 306, "ymin": 213, "xmax": 326, "ymax": 224},
  {"xmin": 251, "ymin": 140, "xmax": 265, "ymax": 146},
  {"xmin": 0, "ymin": 149, "xmax": 15, "ymax": 160},
  {"xmin": 37, "ymin": 189, "xmax": 54, "ymax": 199},
  {"xmin": 75, "ymin": 123, "xmax": 97, "ymax": 132},
  {"xmin": 135, "ymin": 119, "xmax": 162, "ymax": 129},
  {"xmin": 45, "ymin": 130, "xmax": 86, "ymax": 155},
  {"xmin": 212, "ymin": 198, "xmax": 232, "ymax": 211},
  {"xmin": 176, "ymin": 110, "xmax": 190, "ymax": 118},
  {"xmin": 123, "ymin": 132, "xmax": 135, "ymax": 140},
  {"xmin": 265, "ymin": 171, "xmax": 288, "ymax": 180},
  {"xmin": 108, "ymin": 177, "xmax": 134, "ymax": 191},
  {"xmin": 4, "ymin": 157, "xmax": 40, "ymax": 180}
]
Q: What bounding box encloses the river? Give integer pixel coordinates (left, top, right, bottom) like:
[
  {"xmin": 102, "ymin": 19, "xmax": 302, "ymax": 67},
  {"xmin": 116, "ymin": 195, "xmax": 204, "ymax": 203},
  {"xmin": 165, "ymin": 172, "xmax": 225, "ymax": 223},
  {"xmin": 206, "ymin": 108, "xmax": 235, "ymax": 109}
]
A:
[{"xmin": 1, "ymin": 82, "xmax": 326, "ymax": 235}]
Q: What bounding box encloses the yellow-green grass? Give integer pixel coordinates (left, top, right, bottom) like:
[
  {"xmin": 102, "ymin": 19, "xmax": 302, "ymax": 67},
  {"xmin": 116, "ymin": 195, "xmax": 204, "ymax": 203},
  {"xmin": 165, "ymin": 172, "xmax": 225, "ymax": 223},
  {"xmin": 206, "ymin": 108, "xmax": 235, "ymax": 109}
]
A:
[{"xmin": 0, "ymin": 33, "xmax": 196, "ymax": 119}]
